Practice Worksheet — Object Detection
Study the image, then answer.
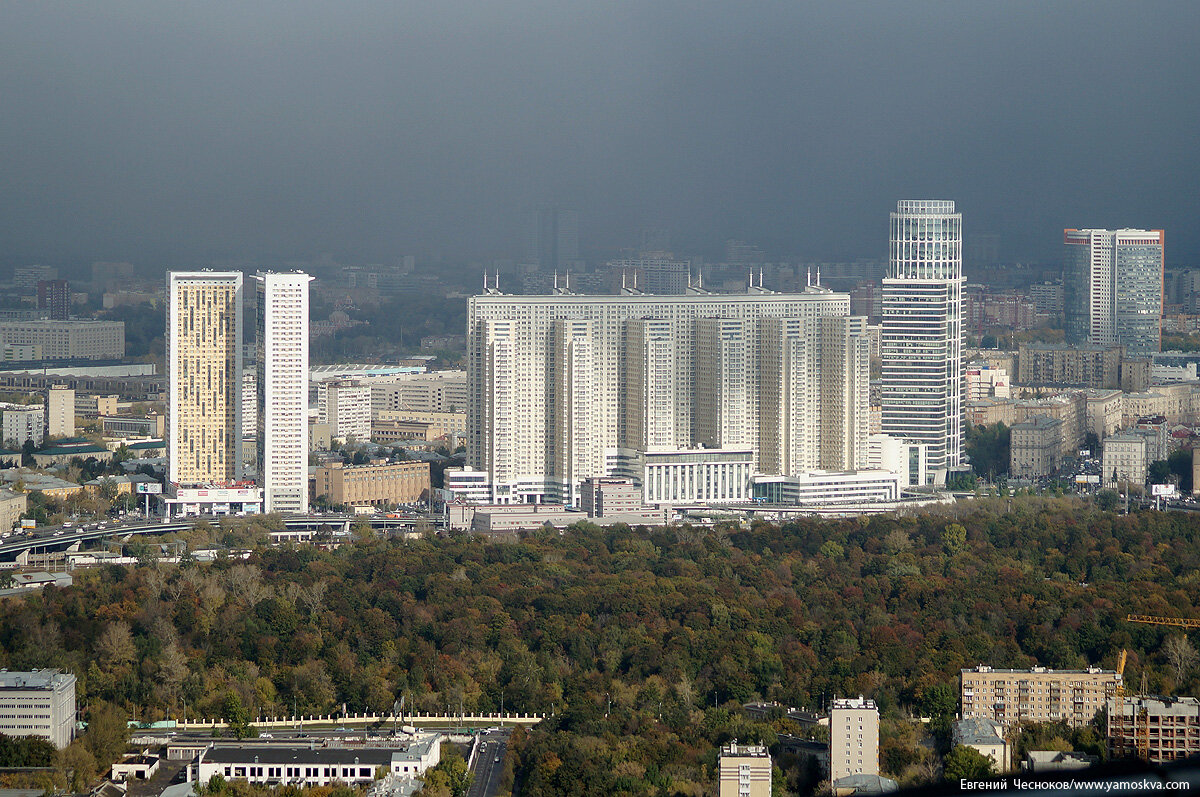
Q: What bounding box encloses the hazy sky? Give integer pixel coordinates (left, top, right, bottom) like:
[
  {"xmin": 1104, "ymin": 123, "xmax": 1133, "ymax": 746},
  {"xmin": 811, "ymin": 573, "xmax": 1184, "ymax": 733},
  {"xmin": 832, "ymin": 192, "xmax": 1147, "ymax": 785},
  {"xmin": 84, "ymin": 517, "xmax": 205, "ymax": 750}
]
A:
[{"xmin": 2, "ymin": 1, "xmax": 1197, "ymax": 267}]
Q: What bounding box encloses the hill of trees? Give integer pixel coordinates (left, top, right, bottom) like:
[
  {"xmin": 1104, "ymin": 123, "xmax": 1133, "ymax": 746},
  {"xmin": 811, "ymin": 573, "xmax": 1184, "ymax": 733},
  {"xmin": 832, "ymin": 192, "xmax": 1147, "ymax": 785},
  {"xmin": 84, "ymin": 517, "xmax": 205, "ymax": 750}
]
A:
[{"xmin": 1, "ymin": 496, "xmax": 1198, "ymax": 793}]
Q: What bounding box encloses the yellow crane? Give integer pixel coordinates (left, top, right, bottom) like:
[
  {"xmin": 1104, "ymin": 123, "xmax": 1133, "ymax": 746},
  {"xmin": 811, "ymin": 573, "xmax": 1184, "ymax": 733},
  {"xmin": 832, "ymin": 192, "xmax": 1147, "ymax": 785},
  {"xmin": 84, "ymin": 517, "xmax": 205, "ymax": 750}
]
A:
[
  {"xmin": 1120, "ymin": 614, "xmax": 1200, "ymax": 760},
  {"xmin": 1126, "ymin": 614, "xmax": 1200, "ymax": 631}
]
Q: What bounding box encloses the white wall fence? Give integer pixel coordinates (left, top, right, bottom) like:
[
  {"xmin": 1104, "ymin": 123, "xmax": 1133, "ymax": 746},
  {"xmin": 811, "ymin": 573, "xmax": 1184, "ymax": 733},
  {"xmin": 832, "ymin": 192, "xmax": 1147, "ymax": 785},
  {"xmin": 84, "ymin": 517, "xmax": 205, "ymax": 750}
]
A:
[{"xmin": 174, "ymin": 711, "xmax": 546, "ymax": 730}]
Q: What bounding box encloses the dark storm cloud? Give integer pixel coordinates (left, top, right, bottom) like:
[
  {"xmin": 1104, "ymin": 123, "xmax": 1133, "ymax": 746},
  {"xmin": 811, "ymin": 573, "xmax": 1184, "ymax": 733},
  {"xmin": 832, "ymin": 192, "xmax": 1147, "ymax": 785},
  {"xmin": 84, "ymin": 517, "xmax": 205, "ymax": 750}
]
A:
[{"xmin": 0, "ymin": 0, "xmax": 1197, "ymax": 266}]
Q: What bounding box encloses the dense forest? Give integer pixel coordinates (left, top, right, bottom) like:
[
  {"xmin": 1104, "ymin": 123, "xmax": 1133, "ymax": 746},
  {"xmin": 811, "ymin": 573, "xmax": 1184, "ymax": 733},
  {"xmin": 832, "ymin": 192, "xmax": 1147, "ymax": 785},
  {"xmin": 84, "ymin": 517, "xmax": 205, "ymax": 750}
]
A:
[{"xmin": 2, "ymin": 497, "xmax": 1199, "ymax": 794}]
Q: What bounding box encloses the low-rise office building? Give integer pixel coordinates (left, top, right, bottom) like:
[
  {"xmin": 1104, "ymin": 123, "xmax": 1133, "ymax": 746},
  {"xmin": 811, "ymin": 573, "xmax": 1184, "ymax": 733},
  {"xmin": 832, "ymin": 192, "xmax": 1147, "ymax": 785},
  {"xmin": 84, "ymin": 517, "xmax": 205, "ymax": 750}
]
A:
[
  {"xmin": 0, "ymin": 669, "xmax": 77, "ymax": 749},
  {"xmin": 0, "ymin": 320, "xmax": 124, "ymax": 361},
  {"xmin": 312, "ymin": 460, "xmax": 430, "ymax": 508},
  {"xmin": 196, "ymin": 736, "xmax": 441, "ymax": 787}
]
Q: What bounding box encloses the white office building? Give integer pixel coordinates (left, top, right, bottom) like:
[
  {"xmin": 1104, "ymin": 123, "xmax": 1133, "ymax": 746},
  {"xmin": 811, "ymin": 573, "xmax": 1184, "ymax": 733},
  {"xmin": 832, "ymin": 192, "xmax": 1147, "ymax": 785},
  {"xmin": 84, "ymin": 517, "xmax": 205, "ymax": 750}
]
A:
[
  {"xmin": 0, "ymin": 670, "xmax": 76, "ymax": 749},
  {"xmin": 256, "ymin": 272, "xmax": 313, "ymax": 514},
  {"xmin": 167, "ymin": 272, "xmax": 244, "ymax": 486},
  {"xmin": 881, "ymin": 200, "xmax": 964, "ymax": 480},
  {"xmin": 468, "ymin": 288, "xmax": 857, "ymax": 505},
  {"xmin": 1064, "ymin": 228, "xmax": 1165, "ymax": 355}
]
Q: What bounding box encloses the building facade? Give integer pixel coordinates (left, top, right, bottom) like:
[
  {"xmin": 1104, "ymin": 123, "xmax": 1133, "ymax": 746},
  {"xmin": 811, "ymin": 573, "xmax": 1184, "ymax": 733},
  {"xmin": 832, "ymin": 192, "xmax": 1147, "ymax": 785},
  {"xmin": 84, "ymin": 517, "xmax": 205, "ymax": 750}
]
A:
[
  {"xmin": 1064, "ymin": 228, "xmax": 1165, "ymax": 355},
  {"xmin": 318, "ymin": 380, "xmax": 372, "ymax": 443},
  {"xmin": 1107, "ymin": 696, "xmax": 1200, "ymax": 763},
  {"xmin": 0, "ymin": 670, "xmax": 76, "ymax": 749},
  {"xmin": 880, "ymin": 200, "xmax": 964, "ymax": 479},
  {"xmin": 961, "ymin": 665, "xmax": 1119, "ymax": 728},
  {"xmin": 37, "ymin": 280, "xmax": 71, "ymax": 320},
  {"xmin": 256, "ymin": 272, "xmax": 313, "ymax": 514},
  {"xmin": 312, "ymin": 460, "xmax": 430, "ymax": 507},
  {"xmin": 1, "ymin": 404, "xmax": 45, "ymax": 448},
  {"xmin": 46, "ymin": 385, "xmax": 74, "ymax": 439},
  {"xmin": 167, "ymin": 272, "xmax": 244, "ymax": 486},
  {"xmin": 718, "ymin": 743, "xmax": 772, "ymax": 797},
  {"xmin": 830, "ymin": 696, "xmax": 879, "ymax": 782},
  {"xmin": 0, "ymin": 320, "xmax": 124, "ymax": 361},
  {"xmin": 1010, "ymin": 416, "xmax": 1063, "ymax": 479},
  {"xmin": 468, "ymin": 289, "xmax": 853, "ymax": 505}
]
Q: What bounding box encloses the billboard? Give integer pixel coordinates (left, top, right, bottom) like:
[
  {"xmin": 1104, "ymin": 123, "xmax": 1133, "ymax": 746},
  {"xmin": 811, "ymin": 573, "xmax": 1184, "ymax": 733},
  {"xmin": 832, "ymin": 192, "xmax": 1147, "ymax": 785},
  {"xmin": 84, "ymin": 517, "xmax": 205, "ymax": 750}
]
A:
[
  {"xmin": 136, "ymin": 482, "xmax": 163, "ymax": 494},
  {"xmin": 1152, "ymin": 483, "xmax": 1177, "ymax": 498}
]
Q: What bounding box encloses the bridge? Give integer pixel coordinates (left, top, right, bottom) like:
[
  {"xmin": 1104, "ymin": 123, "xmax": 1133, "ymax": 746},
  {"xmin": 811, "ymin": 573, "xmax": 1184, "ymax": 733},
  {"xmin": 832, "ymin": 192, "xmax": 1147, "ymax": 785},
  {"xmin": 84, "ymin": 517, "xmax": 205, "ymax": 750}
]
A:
[{"xmin": 0, "ymin": 514, "xmax": 435, "ymax": 563}]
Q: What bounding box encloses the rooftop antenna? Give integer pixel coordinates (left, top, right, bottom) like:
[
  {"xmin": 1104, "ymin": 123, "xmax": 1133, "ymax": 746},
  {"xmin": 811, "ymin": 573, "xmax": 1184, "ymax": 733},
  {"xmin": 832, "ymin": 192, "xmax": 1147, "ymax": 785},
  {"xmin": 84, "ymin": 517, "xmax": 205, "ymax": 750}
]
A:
[
  {"xmin": 815, "ymin": 266, "xmax": 821, "ymax": 287},
  {"xmin": 759, "ymin": 266, "xmax": 764, "ymax": 288},
  {"xmin": 495, "ymin": 268, "xmax": 500, "ymax": 293},
  {"xmin": 565, "ymin": 269, "xmax": 570, "ymax": 292},
  {"xmin": 622, "ymin": 270, "xmax": 626, "ymax": 291},
  {"xmin": 553, "ymin": 270, "xmax": 558, "ymax": 291},
  {"xmin": 698, "ymin": 270, "xmax": 703, "ymax": 289},
  {"xmin": 806, "ymin": 267, "xmax": 811, "ymax": 287},
  {"xmin": 483, "ymin": 271, "xmax": 488, "ymax": 292}
]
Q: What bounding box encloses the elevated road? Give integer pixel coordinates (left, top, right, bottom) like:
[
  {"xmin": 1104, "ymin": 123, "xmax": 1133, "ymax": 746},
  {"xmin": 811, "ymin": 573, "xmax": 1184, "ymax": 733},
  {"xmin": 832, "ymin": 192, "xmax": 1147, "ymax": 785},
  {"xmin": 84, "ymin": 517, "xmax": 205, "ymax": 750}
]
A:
[{"xmin": 0, "ymin": 514, "xmax": 436, "ymax": 562}]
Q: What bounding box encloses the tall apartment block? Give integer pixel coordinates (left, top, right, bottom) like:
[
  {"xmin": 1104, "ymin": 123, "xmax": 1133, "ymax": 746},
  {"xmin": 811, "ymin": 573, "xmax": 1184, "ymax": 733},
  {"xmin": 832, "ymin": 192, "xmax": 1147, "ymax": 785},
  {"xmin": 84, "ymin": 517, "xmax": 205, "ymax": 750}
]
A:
[
  {"xmin": 167, "ymin": 271, "xmax": 244, "ymax": 486},
  {"xmin": 881, "ymin": 200, "xmax": 964, "ymax": 478},
  {"xmin": 718, "ymin": 743, "xmax": 772, "ymax": 797},
  {"xmin": 46, "ymin": 385, "xmax": 75, "ymax": 439},
  {"xmin": 830, "ymin": 696, "xmax": 879, "ymax": 783},
  {"xmin": 0, "ymin": 670, "xmax": 76, "ymax": 749},
  {"xmin": 255, "ymin": 272, "xmax": 312, "ymax": 514},
  {"xmin": 37, "ymin": 279, "xmax": 70, "ymax": 320},
  {"xmin": 1064, "ymin": 228, "xmax": 1165, "ymax": 355},
  {"xmin": 961, "ymin": 664, "xmax": 1120, "ymax": 728},
  {"xmin": 468, "ymin": 288, "xmax": 864, "ymax": 505},
  {"xmin": 318, "ymin": 380, "xmax": 372, "ymax": 442}
]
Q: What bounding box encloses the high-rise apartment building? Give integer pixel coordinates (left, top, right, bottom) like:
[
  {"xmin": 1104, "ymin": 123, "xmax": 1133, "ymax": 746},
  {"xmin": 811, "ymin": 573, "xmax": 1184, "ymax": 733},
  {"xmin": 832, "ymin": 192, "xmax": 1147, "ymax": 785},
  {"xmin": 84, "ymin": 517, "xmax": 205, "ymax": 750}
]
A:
[
  {"xmin": 607, "ymin": 259, "xmax": 692, "ymax": 295},
  {"xmin": 881, "ymin": 200, "xmax": 964, "ymax": 478},
  {"xmin": 468, "ymin": 288, "xmax": 859, "ymax": 505},
  {"xmin": 167, "ymin": 271, "xmax": 244, "ymax": 486},
  {"xmin": 830, "ymin": 696, "xmax": 879, "ymax": 783},
  {"xmin": 37, "ymin": 279, "xmax": 70, "ymax": 320},
  {"xmin": 1064, "ymin": 228, "xmax": 1165, "ymax": 355},
  {"xmin": 318, "ymin": 380, "xmax": 372, "ymax": 442},
  {"xmin": 256, "ymin": 272, "xmax": 312, "ymax": 514},
  {"xmin": 526, "ymin": 205, "xmax": 579, "ymax": 271},
  {"xmin": 46, "ymin": 385, "xmax": 75, "ymax": 439}
]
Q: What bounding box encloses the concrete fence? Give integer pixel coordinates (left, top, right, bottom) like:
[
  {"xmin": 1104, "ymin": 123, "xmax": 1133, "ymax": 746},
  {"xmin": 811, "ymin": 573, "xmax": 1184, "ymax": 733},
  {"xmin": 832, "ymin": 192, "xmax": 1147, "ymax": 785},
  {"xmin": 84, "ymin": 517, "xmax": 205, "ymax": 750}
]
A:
[{"xmin": 174, "ymin": 711, "xmax": 546, "ymax": 730}]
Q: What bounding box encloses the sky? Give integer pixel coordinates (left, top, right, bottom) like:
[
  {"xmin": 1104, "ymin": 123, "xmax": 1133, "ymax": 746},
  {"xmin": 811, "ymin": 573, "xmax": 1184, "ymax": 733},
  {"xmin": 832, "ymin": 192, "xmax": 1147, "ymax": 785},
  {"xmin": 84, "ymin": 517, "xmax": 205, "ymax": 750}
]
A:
[{"xmin": 1, "ymin": 0, "xmax": 1197, "ymax": 268}]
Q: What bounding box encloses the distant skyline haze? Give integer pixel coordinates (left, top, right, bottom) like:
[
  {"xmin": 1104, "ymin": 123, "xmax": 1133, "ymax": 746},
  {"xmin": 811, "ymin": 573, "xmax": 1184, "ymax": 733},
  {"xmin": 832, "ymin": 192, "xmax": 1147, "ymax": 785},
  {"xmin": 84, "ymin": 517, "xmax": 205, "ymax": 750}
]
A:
[{"xmin": 1, "ymin": 0, "xmax": 1196, "ymax": 267}]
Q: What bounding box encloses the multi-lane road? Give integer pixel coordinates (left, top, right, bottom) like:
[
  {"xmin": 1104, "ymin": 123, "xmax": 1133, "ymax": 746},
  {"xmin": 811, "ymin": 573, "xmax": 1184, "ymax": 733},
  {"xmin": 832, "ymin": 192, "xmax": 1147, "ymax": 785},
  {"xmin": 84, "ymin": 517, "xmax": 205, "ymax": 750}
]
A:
[
  {"xmin": 0, "ymin": 513, "xmax": 434, "ymax": 562},
  {"xmin": 468, "ymin": 729, "xmax": 510, "ymax": 797}
]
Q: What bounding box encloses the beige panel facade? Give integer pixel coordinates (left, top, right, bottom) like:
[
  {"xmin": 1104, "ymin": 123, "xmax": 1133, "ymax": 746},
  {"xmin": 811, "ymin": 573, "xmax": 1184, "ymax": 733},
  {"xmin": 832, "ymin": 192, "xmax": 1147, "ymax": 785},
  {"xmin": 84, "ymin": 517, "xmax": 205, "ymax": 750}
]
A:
[
  {"xmin": 167, "ymin": 272, "xmax": 243, "ymax": 485},
  {"xmin": 312, "ymin": 460, "xmax": 430, "ymax": 507}
]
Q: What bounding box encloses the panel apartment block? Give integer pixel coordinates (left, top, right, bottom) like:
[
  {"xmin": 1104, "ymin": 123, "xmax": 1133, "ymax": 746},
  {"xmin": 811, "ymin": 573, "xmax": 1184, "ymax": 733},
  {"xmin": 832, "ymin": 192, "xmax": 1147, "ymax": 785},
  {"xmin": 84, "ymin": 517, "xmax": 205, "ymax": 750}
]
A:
[{"xmin": 167, "ymin": 272, "xmax": 243, "ymax": 485}]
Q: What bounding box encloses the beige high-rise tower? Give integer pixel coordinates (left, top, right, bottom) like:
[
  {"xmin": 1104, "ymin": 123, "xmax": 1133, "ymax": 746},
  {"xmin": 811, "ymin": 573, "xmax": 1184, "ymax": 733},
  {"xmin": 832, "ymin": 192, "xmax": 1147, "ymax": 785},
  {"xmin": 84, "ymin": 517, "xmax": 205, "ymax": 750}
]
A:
[{"xmin": 167, "ymin": 271, "xmax": 244, "ymax": 485}]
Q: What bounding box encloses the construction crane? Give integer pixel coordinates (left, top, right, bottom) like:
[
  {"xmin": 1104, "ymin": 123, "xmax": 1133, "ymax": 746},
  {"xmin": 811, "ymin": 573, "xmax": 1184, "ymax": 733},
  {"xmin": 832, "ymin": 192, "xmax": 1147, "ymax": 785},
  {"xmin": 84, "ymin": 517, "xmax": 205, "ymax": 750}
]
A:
[
  {"xmin": 1126, "ymin": 614, "xmax": 1200, "ymax": 631},
  {"xmin": 1120, "ymin": 615, "xmax": 1200, "ymax": 760}
]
